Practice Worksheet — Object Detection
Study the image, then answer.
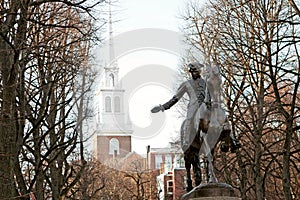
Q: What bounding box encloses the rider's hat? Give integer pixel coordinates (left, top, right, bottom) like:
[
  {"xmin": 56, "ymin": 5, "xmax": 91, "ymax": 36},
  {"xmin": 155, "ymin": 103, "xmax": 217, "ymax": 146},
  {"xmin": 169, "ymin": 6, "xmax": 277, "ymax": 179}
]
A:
[{"xmin": 188, "ymin": 62, "xmax": 204, "ymax": 72}]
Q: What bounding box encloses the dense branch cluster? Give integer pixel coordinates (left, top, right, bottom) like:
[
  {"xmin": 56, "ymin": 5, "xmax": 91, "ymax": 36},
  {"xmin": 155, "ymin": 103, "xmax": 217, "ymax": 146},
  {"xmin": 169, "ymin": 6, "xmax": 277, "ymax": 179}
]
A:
[
  {"xmin": 0, "ymin": 1, "xmax": 102, "ymax": 199},
  {"xmin": 181, "ymin": 0, "xmax": 300, "ymax": 199}
]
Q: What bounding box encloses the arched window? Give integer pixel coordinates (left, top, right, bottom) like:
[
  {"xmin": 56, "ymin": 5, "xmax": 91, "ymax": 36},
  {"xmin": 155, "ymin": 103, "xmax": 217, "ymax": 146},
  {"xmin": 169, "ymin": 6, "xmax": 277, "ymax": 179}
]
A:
[
  {"xmin": 109, "ymin": 73, "xmax": 115, "ymax": 87},
  {"xmin": 109, "ymin": 138, "xmax": 120, "ymax": 155},
  {"xmin": 105, "ymin": 96, "xmax": 112, "ymax": 112},
  {"xmin": 114, "ymin": 96, "xmax": 121, "ymax": 112}
]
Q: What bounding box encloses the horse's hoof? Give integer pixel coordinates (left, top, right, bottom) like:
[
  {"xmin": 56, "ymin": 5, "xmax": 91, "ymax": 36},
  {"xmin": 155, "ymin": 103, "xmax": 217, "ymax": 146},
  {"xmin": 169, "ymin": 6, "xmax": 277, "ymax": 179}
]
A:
[{"xmin": 209, "ymin": 177, "xmax": 218, "ymax": 183}]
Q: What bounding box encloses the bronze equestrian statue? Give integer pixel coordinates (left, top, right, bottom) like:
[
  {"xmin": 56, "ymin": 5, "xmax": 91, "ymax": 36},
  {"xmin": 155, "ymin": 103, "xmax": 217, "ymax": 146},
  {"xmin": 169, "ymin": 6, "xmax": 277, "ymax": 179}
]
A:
[{"xmin": 151, "ymin": 62, "xmax": 240, "ymax": 192}]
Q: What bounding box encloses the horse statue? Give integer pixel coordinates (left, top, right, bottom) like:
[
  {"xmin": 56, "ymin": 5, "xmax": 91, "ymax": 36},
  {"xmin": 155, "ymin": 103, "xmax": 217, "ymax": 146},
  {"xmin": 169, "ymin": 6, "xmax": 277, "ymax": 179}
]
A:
[
  {"xmin": 151, "ymin": 62, "xmax": 240, "ymax": 192},
  {"xmin": 183, "ymin": 63, "xmax": 235, "ymax": 191}
]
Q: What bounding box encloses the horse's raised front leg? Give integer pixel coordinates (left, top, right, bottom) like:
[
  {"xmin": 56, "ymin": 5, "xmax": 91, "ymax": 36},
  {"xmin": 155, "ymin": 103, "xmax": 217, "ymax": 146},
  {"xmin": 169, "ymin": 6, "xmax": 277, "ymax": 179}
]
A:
[
  {"xmin": 220, "ymin": 129, "xmax": 230, "ymax": 152},
  {"xmin": 184, "ymin": 152, "xmax": 193, "ymax": 192}
]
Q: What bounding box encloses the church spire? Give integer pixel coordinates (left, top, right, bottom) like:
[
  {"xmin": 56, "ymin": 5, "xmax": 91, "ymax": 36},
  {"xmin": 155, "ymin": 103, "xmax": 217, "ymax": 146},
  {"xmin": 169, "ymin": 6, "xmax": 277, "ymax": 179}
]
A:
[
  {"xmin": 104, "ymin": 0, "xmax": 119, "ymax": 88},
  {"xmin": 108, "ymin": 0, "xmax": 118, "ymax": 69}
]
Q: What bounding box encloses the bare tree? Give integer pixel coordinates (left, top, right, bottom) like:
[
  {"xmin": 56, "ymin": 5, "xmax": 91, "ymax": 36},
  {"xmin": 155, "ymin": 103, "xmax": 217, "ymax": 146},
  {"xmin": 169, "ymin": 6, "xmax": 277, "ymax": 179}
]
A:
[
  {"xmin": 181, "ymin": 0, "xmax": 300, "ymax": 199},
  {"xmin": 288, "ymin": 0, "xmax": 300, "ymax": 17},
  {"xmin": 67, "ymin": 159, "xmax": 106, "ymax": 199},
  {"xmin": 123, "ymin": 160, "xmax": 156, "ymax": 200},
  {"xmin": 0, "ymin": 1, "xmax": 104, "ymax": 199}
]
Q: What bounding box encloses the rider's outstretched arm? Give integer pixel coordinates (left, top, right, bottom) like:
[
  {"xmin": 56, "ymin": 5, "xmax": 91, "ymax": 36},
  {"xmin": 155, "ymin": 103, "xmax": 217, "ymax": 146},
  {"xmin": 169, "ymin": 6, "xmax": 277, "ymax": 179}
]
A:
[
  {"xmin": 151, "ymin": 82, "xmax": 186, "ymax": 113},
  {"xmin": 160, "ymin": 96, "xmax": 179, "ymax": 111}
]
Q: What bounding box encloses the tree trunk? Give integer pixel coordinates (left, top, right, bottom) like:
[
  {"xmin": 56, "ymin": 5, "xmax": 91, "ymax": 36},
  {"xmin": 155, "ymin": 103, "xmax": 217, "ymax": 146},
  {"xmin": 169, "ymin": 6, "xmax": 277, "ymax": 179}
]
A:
[
  {"xmin": 254, "ymin": 68, "xmax": 265, "ymax": 200},
  {"xmin": 282, "ymin": 118, "xmax": 293, "ymax": 200},
  {"xmin": 0, "ymin": 41, "xmax": 18, "ymax": 199},
  {"xmin": 236, "ymin": 151, "xmax": 247, "ymax": 200},
  {"xmin": 0, "ymin": 1, "xmax": 29, "ymax": 198}
]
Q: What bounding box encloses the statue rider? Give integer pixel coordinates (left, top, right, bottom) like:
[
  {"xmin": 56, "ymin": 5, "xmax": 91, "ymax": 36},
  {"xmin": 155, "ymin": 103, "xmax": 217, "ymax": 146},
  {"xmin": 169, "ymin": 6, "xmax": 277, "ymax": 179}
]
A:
[{"xmin": 151, "ymin": 63, "xmax": 241, "ymax": 190}]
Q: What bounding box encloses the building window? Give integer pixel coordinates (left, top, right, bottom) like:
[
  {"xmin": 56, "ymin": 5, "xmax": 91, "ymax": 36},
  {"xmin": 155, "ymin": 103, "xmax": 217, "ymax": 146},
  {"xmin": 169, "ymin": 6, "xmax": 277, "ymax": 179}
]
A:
[
  {"xmin": 105, "ymin": 96, "xmax": 112, "ymax": 112},
  {"xmin": 155, "ymin": 155, "xmax": 162, "ymax": 169},
  {"xmin": 114, "ymin": 96, "xmax": 121, "ymax": 112},
  {"xmin": 109, "ymin": 138, "xmax": 120, "ymax": 155},
  {"xmin": 176, "ymin": 155, "xmax": 185, "ymax": 168},
  {"xmin": 167, "ymin": 180, "xmax": 173, "ymax": 194},
  {"xmin": 165, "ymin": 155, "xmax": 172, "ymax": 164},
  {"xmin": 109, "ymin": 73, "xmax": 115, "ymax": 87},
  {"xmin": 165, "ymin": 154, "xmax": 172, "ymax": 172}
]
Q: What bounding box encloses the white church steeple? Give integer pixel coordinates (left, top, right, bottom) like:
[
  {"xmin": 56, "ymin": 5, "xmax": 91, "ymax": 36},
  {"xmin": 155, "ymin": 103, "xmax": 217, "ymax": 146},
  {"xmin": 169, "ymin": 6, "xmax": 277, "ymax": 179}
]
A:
[
  {"xmin": 104, "ymin": 0, "xmax": 119, "ymax": 88},
  {"xmin": 94, "ymin": 0, "xmax": 132, "ymax": 163}
]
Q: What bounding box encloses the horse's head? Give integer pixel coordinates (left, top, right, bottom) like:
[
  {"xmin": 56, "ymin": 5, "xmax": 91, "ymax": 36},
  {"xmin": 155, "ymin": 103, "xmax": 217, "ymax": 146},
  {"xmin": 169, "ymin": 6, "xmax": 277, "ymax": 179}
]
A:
[
  {"xmin": 207, "ymin": 63, "xmax": 221, "ymax": 81},
  {"xmin": 206, "ymin": 63, "xmax": 222, "ymax": 101}
]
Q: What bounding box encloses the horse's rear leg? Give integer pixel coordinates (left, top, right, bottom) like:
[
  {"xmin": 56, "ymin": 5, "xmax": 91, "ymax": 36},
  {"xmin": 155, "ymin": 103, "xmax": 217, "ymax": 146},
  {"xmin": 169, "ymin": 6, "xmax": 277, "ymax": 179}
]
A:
[
  {"xmin": 203, "ymin": 157, "xmax": 209, "ymax": 183},
  {"xmin": 207, "ymin": 149, "xmax": 218, "ymax": 183},
  {"xmin": 184, "ymin": 153, "xmax": 193, "ymax": 192},
  {"xmin": 191, "ymin": 154, "xmax": 202, "ymax": 186}
]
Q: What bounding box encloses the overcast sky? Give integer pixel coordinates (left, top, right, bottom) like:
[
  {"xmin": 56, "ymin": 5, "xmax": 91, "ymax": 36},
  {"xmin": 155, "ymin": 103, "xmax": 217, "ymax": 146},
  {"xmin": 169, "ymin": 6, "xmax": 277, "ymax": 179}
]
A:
[
  {"xmin": 99, "ymin": 0, "xmax": 192, "ymax": 154},
  {"xmin": 116, "ymin": 0, "xmax": 186, "ymax": 33}
]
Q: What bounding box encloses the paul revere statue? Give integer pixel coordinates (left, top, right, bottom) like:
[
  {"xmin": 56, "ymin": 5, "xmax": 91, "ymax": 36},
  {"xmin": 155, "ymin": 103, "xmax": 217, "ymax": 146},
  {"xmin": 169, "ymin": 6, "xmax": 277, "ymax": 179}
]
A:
[{"xmin": 151, "ymin": 62, "xmax": 240, "ymax": 191}]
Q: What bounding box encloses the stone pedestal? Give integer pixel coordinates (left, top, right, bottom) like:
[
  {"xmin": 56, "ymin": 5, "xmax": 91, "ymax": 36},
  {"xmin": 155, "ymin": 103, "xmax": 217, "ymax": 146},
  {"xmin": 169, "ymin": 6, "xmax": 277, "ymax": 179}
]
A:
[{"xmin": 181, "ymin": 183, "xmax": 240, "ymax": 200}]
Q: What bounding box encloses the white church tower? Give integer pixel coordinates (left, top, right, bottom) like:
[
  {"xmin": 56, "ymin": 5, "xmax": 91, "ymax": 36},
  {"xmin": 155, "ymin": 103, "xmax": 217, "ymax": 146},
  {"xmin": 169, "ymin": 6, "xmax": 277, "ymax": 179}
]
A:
[{"xmin": 94, "ymin": 0, "xmax": 132, "ymax": 163}]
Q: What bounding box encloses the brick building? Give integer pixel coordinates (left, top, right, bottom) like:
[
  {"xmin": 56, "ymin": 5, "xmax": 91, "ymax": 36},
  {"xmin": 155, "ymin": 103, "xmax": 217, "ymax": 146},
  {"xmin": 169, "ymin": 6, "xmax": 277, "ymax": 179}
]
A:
[
  {"xmin": 147, "ymin": 143, "xmax": 187, "ymax": 200},
  {"xmin": 93, "ymin": 56, "xmax": 133, "ymax": 163}
]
